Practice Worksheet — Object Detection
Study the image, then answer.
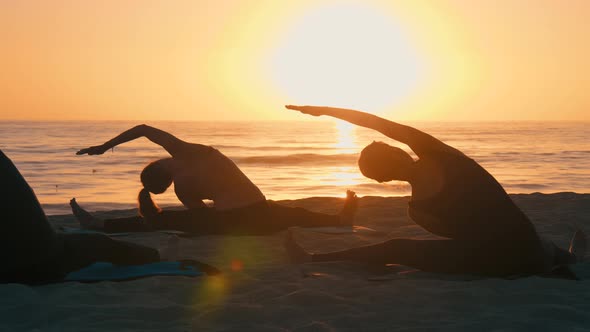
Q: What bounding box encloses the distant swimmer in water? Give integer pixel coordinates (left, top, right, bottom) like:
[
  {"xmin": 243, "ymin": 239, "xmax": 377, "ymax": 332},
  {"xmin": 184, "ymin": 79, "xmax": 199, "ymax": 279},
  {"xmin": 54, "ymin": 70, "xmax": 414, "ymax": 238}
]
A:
[
  {"xmin": 285, "ymin": 105, "xmax": 586, "ymax": 278},
  {"xmin": 71, "ymin": 124, "xmax": 357, "ymax": 235}
]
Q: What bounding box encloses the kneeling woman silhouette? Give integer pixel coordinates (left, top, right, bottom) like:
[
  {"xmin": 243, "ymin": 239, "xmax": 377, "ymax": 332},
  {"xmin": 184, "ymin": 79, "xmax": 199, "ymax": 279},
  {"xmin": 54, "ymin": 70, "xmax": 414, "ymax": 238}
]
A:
[
  {"xmin": 72, "ymin": 124, "xmax": 357, "ymax": 235},
  {"xmin": 284, "ymin": 105, "xmax": 585, "ymax": 279}
]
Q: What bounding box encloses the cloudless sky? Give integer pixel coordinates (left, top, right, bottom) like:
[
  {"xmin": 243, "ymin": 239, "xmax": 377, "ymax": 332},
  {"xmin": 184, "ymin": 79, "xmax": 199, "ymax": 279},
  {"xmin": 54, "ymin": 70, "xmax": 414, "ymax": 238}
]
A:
[{"xmin": 1, "ymin": 0, "xmax": 588, "ymax": 121}]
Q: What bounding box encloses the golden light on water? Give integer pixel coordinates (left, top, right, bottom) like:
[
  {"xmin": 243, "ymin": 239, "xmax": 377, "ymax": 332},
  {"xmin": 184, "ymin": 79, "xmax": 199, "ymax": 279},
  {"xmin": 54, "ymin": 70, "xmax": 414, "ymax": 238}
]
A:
[
  {"xmin": 331, "ymin": 120, "xmax": 362, "ymax": 194},
  {"xmin": 334, "ymin": 120, "xmax": 357, "ymax": 151},
  {"xmin": 329, "ymin": 168, "xmax": 362, "ymax": 188}
]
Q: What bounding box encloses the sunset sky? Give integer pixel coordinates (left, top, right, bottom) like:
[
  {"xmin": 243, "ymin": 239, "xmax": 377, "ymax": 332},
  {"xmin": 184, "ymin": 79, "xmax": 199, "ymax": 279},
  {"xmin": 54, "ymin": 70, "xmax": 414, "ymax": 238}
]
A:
[{"xmin": 1, "ymin": 0, "xmax": 588, "ymax": 121}]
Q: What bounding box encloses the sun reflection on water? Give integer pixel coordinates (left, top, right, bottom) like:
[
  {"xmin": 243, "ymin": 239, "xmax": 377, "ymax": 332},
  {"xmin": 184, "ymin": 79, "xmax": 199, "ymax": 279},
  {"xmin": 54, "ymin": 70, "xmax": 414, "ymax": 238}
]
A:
[
  {"xmin": 333, "ymin": 120, "xmax": 358, "ymax": 152},
  {"xmin": 329, "ymin": 167, "xmax": 362, "ymax": 188}
]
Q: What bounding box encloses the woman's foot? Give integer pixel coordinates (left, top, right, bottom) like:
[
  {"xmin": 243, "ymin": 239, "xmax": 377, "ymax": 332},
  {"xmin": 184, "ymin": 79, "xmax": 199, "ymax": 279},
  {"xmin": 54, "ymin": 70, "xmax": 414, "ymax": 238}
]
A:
[
  {"xmin": 69, "ymin": 198, "xmax": 104, "ymax": 230},
  {"xmin": 284, "ymin": 229, "xmax": 312, "ymax": 263},
  {"xmin": 339, "ymin": 190, "xmax": 358, "ymax": 226},
  {"xmin": 160, "ymin": 235, "xmax": 180, "ymax": 262}
]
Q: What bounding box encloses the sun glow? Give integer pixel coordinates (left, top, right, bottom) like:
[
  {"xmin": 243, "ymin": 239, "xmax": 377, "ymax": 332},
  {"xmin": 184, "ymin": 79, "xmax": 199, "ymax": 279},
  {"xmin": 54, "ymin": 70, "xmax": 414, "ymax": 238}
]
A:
[{"xmin": 269, "ymin": 3, "xmax": 425, "ymax": 113}]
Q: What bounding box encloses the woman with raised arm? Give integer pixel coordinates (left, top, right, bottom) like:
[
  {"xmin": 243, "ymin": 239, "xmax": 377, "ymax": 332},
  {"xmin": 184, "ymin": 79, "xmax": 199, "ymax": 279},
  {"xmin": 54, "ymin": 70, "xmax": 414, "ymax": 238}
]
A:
[
  {"xmin": 0, "ymin": 149, "xmax": 163, "ymax": 285},
  {"xmin": 72, "ymin": 124, "xmax": 357, "ymax": 235},
  {"xmin": 284, "ymin": 105, "xmax": 585, "ymax": 278}
]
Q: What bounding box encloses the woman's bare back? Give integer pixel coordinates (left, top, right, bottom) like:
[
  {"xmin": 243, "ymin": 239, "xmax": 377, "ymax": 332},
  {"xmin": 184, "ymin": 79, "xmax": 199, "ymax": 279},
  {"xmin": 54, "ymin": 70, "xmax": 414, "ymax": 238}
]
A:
[{"xmin": 172, "ymin": 146, "xmax": 266, "ymax": 210}]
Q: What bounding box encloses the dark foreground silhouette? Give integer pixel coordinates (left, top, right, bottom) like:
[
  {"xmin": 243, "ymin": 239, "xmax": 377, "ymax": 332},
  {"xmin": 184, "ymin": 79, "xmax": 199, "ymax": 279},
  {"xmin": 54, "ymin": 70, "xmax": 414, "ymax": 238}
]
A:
[
  {"xmin": 73, "ymin": 125, "xmax": 357, "ymax": 235},
  {"xmin": 285, "ymin": 105, "xmax": 586, "ymax": 278},
  {"xmin": 0, "ymin": 149, "xmax": 164, "ymax": 285}
]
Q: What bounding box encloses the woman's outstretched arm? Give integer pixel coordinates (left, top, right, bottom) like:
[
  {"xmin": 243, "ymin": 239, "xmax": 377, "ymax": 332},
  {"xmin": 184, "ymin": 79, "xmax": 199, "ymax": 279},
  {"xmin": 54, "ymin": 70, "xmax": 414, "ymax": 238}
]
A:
[
  {"xmin": 76, "ymin": 124, "xmax": 191, "ymax": 157},
  {"xmin": 285, "ymin": 105, "xmax": 453, "ymax": 156}
]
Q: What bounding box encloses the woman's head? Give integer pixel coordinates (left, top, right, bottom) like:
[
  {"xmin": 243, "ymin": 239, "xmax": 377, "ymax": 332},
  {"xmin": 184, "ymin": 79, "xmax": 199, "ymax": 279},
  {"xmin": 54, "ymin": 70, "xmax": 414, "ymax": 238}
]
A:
[
  {"xmin": 140, "ymin": 159, "xmax": 173, "ymax": 194},
  {"xmin": 358, "ymin": 141, "xmax": 414, "ymax": 182}
]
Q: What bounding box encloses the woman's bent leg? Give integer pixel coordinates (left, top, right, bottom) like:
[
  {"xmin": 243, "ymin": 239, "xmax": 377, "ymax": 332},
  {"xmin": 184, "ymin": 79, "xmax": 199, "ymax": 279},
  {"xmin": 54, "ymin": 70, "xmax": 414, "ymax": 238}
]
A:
[
  {"xmin": 309, "ymin": 239, "xmax": 467, "ymax": 273},
  {"xmin": 153, "ymin": 203, "xmax": 272, "ymax": 235},
  {"xmin": 149, "ymin": 208, "xmax": 221, "ymax": 234},
  {"xmin": 304, "ymin": 237, "xmax": 537, "ymax": 276},
  {"xmin": 70, "ymin": 198, "xmax": 151, "ymax": 233},
  {"xmin": 60, "ymin": 233, "xmax": 160, "ymax": 274},
  {"xmin": 103, "ymin": 215, "xmax": 151, "ymax": 233},
  {"xmin": 119, "ymin": 199, "xmax": 343, "ymax": 236},
  {"xmin": 267, "ymin": 201, "xmax": 341, "ymax": 229}
]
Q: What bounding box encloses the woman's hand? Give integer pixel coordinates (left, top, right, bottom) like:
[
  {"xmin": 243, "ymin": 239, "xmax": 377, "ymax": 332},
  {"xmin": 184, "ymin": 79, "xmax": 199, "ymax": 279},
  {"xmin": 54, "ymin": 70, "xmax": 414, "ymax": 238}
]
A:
[
  {"xmin": 76, "ymin": 144, "xmax": 110, "ymax": 155},
  {"xmin": 285, "ymin": 105, "xmax": 325, "ymax": 117}
]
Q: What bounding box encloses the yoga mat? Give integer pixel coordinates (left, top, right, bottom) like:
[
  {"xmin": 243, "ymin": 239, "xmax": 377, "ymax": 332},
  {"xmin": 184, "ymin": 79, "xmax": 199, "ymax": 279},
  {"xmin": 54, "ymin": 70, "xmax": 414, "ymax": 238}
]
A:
[
  {"xmin": 302, "ymin": 225, "xmax": 380, "ymax": 234},
  {"xmin": 58, "ymin": 226, "xmax": 186, "ymax": 237},
  {"xmin": 64, "ymin": 260, "xmax": 215, "ymax": 282}
]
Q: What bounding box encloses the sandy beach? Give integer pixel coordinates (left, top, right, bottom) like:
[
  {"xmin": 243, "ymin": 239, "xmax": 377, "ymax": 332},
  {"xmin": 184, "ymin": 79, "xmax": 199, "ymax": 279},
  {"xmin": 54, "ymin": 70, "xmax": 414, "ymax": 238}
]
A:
[
  {"xmin": 2, "ymin": 192, "xmax": 589, "ymax": 331},
  {"xmin": 3, "ymin": 0, "xmax": 589, "ymax": 330}
]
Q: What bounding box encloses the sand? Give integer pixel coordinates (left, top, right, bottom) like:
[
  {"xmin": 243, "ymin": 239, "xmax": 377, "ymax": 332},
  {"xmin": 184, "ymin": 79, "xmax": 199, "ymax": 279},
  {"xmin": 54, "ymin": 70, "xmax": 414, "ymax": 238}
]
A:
[{"xmin": 1, "ymin": 193, "xmax": 590, "ymax": 331}]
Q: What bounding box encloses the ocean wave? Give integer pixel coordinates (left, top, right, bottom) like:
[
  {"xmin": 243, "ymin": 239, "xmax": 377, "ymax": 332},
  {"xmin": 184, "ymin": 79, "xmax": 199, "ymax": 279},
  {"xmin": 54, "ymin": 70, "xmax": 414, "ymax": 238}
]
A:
[
  {"xmin": 562, "ymin": 150, "xmax": 590, "ymax": 154},
  {"xmin": 213, "ymin": 145, "xmax": 328, "ymax": 151},
  {"xmin": 234, "ymin": 153, "xmax": 359, "ymax": 166},
  {"xmin": 507, "ymin": 183, "xmax": 549, "ymax": 189},
  {"xmin": 2, "ymin": 121, "xmax": 588, "ymax": 216}
]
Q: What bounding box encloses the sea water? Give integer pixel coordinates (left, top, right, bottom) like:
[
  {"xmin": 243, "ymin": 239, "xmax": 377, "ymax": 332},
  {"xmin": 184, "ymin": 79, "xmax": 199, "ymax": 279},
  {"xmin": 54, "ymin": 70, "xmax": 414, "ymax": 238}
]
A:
[{"xmin": 0, "ymin": 120, "xmax": 588, "ymax": 215}]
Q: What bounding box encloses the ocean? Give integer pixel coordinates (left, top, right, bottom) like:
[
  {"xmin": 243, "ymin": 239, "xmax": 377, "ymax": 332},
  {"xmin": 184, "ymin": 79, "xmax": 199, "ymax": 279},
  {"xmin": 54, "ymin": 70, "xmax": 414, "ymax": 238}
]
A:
[{"xmin": 0, "ymin": 120, "xmax": 588, "ymax": 215}]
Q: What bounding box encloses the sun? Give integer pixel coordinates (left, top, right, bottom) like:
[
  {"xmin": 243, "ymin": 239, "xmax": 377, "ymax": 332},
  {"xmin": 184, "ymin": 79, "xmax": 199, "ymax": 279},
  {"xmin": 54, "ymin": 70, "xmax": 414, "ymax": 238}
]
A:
[{"xmin": 268, "ymin": 3, "xmax": 424, "ymax": 113}]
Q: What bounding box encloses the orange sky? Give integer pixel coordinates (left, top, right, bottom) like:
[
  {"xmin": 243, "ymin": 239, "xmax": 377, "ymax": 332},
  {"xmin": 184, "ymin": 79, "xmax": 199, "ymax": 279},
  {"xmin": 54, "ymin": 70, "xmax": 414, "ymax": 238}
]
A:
[{"xmin": 1, "ymin": 0, "xmax": 588, "ymax": 121}]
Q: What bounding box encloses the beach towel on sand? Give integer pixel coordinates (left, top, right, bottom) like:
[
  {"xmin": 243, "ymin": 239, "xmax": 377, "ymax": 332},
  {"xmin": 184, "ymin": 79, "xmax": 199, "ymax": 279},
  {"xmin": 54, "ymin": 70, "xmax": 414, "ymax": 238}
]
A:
[{"xmin": 65, "ymin": 260, "xmax": 220, "ymax": 282}]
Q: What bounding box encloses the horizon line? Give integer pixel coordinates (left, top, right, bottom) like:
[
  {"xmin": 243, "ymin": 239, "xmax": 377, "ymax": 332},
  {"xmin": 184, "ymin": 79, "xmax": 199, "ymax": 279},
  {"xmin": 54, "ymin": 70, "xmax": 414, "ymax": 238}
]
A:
[{"xmin": 0, "ymin": 118, "xmax": 588, "ymax": 123}]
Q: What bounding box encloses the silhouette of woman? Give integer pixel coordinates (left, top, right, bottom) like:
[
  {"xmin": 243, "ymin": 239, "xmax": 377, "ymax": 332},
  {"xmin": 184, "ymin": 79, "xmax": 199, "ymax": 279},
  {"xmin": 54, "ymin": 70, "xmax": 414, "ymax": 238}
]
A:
[
  {"xmin": 284, "ymin": 105, "xmax": 585, "ymax": 278},
  {"xmin": 72, "ymin": 125, "xmax": 357, "ymax": 235},
  {"xmin": 0, "ymin": 149, "xmax": 160, "ymax": 284}
]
